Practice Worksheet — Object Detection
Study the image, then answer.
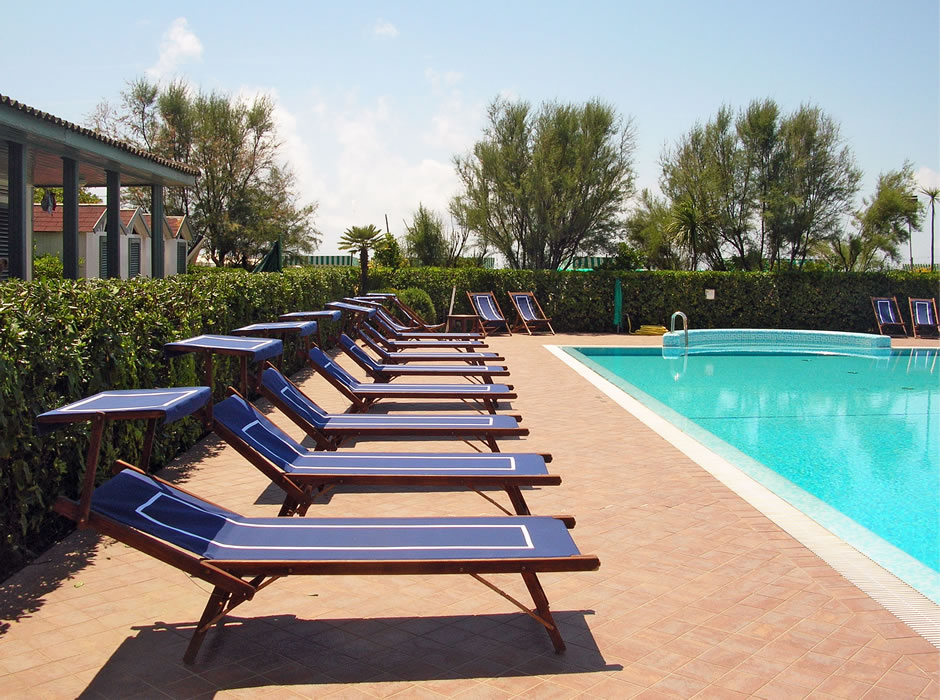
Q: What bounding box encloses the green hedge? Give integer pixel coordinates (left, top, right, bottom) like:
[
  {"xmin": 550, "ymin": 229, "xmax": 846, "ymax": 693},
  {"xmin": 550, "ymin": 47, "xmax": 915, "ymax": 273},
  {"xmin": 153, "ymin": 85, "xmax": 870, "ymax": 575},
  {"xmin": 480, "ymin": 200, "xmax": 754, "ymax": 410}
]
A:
[
  {"xmin": 372, "ymin": 268, "xmax": 939, "ymax": 333},
  {"xmin": 0, "ymin": 267, "xmax": 357, "ymax": 576},
  {"xmin": 1, "ymin": 266, "xmax": 937, "ymax": 579}
]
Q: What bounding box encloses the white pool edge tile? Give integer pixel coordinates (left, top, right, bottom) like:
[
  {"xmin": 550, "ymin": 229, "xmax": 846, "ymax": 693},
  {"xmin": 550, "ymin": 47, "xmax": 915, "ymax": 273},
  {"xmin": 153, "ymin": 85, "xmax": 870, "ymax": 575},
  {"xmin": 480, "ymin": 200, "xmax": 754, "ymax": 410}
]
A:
[{"xmin": 546, "ymin": 344, "xmax": 940, "ymax": 648}]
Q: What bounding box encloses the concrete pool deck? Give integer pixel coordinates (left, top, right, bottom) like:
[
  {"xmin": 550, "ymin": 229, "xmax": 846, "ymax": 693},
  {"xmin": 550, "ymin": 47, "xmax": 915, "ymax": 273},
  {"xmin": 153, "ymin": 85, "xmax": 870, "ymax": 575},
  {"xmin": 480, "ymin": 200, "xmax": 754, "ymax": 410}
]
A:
[{"xmin": 0, "ymin": 333, "xmax": 937, "ymax": 698}]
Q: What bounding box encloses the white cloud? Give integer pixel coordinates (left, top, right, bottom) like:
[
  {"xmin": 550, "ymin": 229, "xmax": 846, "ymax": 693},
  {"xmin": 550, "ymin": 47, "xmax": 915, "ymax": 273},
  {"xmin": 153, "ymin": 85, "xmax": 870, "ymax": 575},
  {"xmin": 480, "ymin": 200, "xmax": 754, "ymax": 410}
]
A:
[
  {"xmin": 424, "ymin": 68, "xmax": 463, "ymax": 91},
  {"xmin": 373, "ymin": 20, "xmax": 399, "ymax": 37},
  {"xmin": 146, "ymin": 18, "xmax": 203, "ymax": 80},
  {"xmin": 915, "ymin": 166, "xmax": 940, "ymax": 191}
]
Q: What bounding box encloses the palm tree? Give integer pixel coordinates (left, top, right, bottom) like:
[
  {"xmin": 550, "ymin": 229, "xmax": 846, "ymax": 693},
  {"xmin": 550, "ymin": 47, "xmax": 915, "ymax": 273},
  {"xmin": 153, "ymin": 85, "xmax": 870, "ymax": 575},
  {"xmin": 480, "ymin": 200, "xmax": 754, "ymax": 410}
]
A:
[
  {"xmin": 338, "ymin": 224, "xmax": 385, "ymax": 291},
  {"xmin": 921, "ymin": 186, "xmax": 939, "ymax": 271}
]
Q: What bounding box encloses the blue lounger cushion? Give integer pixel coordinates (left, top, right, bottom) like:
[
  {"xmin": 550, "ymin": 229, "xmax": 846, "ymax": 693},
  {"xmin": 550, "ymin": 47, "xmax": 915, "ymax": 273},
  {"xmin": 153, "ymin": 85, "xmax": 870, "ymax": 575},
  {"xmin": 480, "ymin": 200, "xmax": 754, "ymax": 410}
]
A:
[{"xmin": 93, "ymin": 469, "xmax": 580, "ymax": 561}]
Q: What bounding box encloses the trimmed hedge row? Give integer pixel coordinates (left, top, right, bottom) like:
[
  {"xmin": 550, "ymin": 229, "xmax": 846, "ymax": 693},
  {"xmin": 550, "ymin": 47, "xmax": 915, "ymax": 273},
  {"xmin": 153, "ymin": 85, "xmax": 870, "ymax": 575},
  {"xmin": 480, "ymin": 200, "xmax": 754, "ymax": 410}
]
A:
[
  {"xmin": 0, "ymin": 267, "xmax": 357, "ymax": 575},
  {"xmin": 373, "ymin": 268, "xmax": 939, "ymax": 334},
  {"xmin": 1, "ymin": 266, "xmax": 936, "ymax": 579}
]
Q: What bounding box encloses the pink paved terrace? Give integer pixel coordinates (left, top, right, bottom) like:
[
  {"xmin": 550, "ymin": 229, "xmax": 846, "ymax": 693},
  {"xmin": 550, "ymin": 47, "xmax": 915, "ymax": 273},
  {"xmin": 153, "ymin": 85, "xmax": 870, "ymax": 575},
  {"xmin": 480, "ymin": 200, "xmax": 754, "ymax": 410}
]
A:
[{"xmin": 1, "ymin": 334, "xmax": 937, "ymax": 699}]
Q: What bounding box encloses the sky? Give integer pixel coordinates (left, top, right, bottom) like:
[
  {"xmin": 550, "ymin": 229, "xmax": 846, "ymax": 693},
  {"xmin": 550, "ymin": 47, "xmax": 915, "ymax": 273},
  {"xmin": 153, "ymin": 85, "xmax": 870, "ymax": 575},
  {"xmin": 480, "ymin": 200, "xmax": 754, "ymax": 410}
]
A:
[{"xmin": 3, "ymin": 0, "xmax": 939, "ymax": 260}]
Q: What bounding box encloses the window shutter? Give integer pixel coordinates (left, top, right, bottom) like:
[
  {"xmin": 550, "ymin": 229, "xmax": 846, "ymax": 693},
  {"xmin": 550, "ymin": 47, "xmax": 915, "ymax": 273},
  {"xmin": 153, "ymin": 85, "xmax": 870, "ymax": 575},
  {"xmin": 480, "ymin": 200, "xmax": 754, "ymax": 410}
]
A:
[
  {"xmin": 98, "ymin": 236, "xmax": 107, "ymax": 278},
  {"xmin": 128, "ymin": 239, "xmax": 140, "ymax": 278},
  {"xmin": 177, "ymin": 240, "xmax": 187, "ymax": 273}
]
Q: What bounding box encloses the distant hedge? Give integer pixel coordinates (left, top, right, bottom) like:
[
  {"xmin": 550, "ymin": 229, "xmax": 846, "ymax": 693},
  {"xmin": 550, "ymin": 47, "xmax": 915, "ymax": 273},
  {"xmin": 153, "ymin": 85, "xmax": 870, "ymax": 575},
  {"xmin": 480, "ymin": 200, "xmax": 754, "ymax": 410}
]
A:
[
  {"xmin": 1, "ymin": 266, "xmax": 936, "ymax": 579},
  {"xmin": 372, "ymin": 267, "xmax": 939, "ymax": 334}
]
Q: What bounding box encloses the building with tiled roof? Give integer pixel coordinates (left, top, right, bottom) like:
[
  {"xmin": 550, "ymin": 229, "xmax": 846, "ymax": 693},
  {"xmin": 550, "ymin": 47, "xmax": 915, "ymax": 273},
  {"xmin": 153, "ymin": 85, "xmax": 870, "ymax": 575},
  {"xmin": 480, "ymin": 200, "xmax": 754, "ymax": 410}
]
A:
[{"xmin": 1, "ymin": 94, "xmax": 197, "ymax": 280}]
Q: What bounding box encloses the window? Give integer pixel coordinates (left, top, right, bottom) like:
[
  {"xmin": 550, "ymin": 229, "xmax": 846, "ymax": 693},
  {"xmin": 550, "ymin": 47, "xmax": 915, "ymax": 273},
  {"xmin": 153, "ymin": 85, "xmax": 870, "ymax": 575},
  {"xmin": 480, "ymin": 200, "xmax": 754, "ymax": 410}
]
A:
[
  {"xmin": 128, "ymin": 238, "xmax": 141, "ymax": 278},
  {"xmin": 177, "ymin": 240, "xmax": 187, "ymax": 274},
  {"xmin": 0, "ymin": 144, "xmax": 8, "ymax": 281}
]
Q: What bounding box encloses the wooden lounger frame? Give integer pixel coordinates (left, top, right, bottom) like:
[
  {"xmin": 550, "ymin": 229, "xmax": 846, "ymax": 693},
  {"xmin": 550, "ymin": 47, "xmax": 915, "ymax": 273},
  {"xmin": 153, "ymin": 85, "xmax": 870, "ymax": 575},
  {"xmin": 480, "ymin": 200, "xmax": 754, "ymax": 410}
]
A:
[{"xmin": 55, "ymin": 461, "xmax": 598, "ymax": 664}]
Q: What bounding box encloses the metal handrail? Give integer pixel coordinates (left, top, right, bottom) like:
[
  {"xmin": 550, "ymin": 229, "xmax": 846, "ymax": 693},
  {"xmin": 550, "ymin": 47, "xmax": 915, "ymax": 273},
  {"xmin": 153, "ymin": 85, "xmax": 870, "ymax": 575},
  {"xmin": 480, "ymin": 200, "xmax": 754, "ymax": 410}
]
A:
[{"xmin": 670, "ymin": 311, "xmax": 689, "ymax": 346}]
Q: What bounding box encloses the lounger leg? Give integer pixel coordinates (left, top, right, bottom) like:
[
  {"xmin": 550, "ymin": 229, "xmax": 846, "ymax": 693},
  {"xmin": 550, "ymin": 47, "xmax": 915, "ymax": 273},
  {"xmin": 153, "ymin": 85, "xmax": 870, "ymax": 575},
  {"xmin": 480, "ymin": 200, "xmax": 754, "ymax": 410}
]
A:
[
  {"xmin": 521, "ymin": 571, "xmax": 565, "ymax": 653},
  {"xmin": 184, "ymin": 586, "xmax": 231, "ymax": 664},
  {"xmin": 504, "ymin": 484, "xmax": 530, "ymax": 515}
]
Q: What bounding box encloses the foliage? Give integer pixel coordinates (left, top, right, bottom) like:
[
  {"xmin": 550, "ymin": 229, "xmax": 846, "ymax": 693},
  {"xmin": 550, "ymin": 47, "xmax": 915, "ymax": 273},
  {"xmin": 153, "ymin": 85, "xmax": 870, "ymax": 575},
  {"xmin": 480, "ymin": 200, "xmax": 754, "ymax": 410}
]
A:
[
  {"xmin": 373, "ymin": 233, "xmax": 405, "ymax": 268},
  {"xmin": 393, "ymin": 287, "xmax": 437, "ymax": 323},
  {"xmin": 0, "ymin": 266, "xmax": 356, "ymax": 579},
  {"xmin": 404, "ymin": 204, "xmax": 448, "ymax": 266},
  {"xmin": 338, "ymin": 224, "xmax": 386, "ymax": 292},
  {"xmin": 595, "ymin": 242, "xmax": 647, "ymax": 272},
  {"xmin": 32, "ymin": 254, "xmax": 64, "ymax": 280},
  {"xmin": 88, "ymin": 78, "xmax": 321, "ymax": 267},
  {"xmin": 32, "ymin": 187, "xmax": 101, "ymax": 205},
  {"xmin": 660, "ymin": 99, "xmax": 862, "ymax": 270},
  {"xmin": 622, "ymin": 190, "xmax": 681, "ymax": 270},
  {"xmin": 819, "ymin": 162, "xmax": 923, "ymax": 271},
  {"xmin": 453, "ymin": 97, "xmax": 636, "ymax": 269}
]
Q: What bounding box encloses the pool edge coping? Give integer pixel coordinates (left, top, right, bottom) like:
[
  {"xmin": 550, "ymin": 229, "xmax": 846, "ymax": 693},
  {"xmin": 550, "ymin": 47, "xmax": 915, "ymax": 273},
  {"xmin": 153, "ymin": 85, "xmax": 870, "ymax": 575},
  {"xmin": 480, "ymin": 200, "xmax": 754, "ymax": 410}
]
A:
[{"xmin": 545, "ymin": 343, "xmax": 940, "ymax": 649}]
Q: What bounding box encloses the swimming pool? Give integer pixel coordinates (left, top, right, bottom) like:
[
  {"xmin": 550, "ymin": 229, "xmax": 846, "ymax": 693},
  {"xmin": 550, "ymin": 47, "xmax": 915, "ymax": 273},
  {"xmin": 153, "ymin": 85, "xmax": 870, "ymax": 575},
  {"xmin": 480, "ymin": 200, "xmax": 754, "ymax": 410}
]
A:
[{"xmin": 559, "ymin": 341, "xmax": 939, "ymax": 606}]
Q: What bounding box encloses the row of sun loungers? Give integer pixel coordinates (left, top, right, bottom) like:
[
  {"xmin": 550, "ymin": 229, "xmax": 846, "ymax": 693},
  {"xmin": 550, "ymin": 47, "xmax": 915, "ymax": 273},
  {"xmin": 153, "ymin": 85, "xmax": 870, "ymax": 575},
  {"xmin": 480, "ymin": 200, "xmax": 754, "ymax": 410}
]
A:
[{"xmin": 37, "ymin": 292, "xmax": 597, "ymax": 664}]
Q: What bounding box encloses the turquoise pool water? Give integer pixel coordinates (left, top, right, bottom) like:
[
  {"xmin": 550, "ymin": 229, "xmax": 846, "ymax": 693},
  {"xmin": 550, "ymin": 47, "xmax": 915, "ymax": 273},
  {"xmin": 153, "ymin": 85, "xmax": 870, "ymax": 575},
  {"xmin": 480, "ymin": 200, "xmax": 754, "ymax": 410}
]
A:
[{"xmin": 566, "ymin": 346, "xmax": 939, "ymax": 588}]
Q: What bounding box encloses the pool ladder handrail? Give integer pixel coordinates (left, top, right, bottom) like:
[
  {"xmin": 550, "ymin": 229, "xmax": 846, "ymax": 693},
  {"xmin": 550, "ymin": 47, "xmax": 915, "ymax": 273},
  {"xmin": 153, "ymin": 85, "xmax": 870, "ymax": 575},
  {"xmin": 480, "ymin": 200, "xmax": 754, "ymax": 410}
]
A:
[{"xmin": 670, "ymin": 311, "xmax": 689, "ymax": 346}]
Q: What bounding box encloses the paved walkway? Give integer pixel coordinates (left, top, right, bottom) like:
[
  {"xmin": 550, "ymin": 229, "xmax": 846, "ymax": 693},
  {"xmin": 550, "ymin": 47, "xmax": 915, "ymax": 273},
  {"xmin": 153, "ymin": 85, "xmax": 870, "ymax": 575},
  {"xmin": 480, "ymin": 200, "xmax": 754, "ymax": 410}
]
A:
[{"xmin": 1, "ymin": 333, "xmax": 937, "ymax": 699}]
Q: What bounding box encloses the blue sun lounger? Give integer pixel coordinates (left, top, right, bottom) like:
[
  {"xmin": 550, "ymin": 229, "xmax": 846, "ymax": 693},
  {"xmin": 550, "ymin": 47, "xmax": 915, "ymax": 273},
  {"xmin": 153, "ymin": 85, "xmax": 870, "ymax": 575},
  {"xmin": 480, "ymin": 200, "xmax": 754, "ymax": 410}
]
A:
[
  {"xmin": 468, "ymin": 291, "xmax": 512, "ymax": 336},
  {"xmin": 360, "ymin": 320, "xmax": 491, "ymax": 352},
  {"xmin": 359, "ymin": 292, "xmax": 448, "ymax": 332},
  {"xmin": 358, "ymin": 301, "xmax": 483, "ymax": 341},
  {"xmin": 306, "ymin": 347, "xmax": 516, "ymax": 413},
  {"xmin": 54, "ymin": 464, "xmax": 598, "ymax": 663},
  {"xmin": 338, "ymin": 334, "xmax": 509, "ymax": 383},
  {"xmin": 213, "ymin": 393, "xmax": 557, "ymax": 516},
  {"xmin": 356, "ymin": 323, "xmax": 506, "ymax": 364},
  {"xmin": 257, "ymin": 366, "xmax": 525, "ymax": 451}
]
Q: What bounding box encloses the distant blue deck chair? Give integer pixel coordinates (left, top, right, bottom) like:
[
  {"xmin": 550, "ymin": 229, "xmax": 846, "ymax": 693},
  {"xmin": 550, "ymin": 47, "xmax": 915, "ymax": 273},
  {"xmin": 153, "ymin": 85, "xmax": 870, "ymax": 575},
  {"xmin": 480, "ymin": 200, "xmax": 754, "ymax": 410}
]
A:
[
  {"xmin": 213, "ymin": 392, "xmax": 557, "ymax": 515},
  {"xmin": 257, "ymin": 365, "xmax": 525, "ymax": 451},
  {"xmin": 871, "ymin": 297, "xmax": 908, "ymax": 337},
  {"xmin": 508, "ymin": 291, "xmax": 555, "ymax": 335},
  {"xmin": 359, "ymin": 320, "xmax": 489, "ymax": 352},
  {"xmin": 467, "ymin": 291, "xmax": 512, "ymax": 336},
  {"xmin": 53, "ymin": 464, "xmax": 597, "ymax": 663},
  {"xmin": 908, "ymin": 297, "xmax": 940, "ymax": 339}
]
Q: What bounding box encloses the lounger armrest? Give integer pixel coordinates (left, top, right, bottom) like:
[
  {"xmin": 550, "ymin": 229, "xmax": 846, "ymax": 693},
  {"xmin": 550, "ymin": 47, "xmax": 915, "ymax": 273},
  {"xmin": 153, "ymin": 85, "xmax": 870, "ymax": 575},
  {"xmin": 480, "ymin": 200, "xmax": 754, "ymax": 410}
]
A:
[{"xmin": 552, "ymin": 515, "xmax": 577, "ymax": 529}]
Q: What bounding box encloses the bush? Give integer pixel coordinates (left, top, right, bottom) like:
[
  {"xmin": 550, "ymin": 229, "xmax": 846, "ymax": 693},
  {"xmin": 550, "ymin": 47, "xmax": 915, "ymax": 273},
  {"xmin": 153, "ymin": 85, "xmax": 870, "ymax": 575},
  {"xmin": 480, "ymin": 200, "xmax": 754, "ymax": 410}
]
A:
[
  {"xmin": 32, "ymin": 254, "xmax": 63, "ymax": 280},
  {"xmin": 396, "ymin": 287, "xmax": 436, "ymax": 323}
]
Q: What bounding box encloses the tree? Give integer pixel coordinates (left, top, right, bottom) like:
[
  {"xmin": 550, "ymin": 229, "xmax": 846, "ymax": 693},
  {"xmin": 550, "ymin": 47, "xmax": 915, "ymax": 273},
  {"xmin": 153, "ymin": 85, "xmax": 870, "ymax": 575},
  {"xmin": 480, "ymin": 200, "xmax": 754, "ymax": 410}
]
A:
[
  {"xmin": 622, "ymin": 189, "xmax": 682, "ymax": 270},
  {"xmin": 87, "ymin": 77, "xmax": 320, "ymax": 267},
  {"xmin": 403, "ymin": 204, "xmax": 448, "ymax": 266},
  {"xmin": 453, "ymin": 97, "xmax": 636, "ymax": 269},
  {"xmin": 32, "ymin": 187, "xmax": 101, "ymax": 205},
  {"xmin": 660, "ymin": 100, "xmax": 861, "ymax": 270},
  {"xmin": 339, "ymin": 224, "xmax": 385, "ymax": 291},
  {"xmin": 373, "ymin": 232, "xmax": 405, "ymax": 268},
  {"xmin": 921, "ymin": 186, "xmax": 939, "ymax": 270},
  {"xmin": 819, "ymin": 163, "xmax": 922, "ymax": 271}
]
